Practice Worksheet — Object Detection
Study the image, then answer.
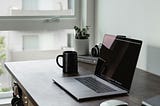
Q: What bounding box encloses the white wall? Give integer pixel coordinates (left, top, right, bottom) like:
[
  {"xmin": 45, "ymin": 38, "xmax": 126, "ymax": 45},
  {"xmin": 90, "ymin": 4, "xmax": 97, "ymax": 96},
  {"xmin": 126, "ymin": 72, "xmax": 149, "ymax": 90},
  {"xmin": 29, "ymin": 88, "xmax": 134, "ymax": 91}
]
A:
[{"xmin": 95, "ymin": 0, "xmax": 160, "ymax": 75}]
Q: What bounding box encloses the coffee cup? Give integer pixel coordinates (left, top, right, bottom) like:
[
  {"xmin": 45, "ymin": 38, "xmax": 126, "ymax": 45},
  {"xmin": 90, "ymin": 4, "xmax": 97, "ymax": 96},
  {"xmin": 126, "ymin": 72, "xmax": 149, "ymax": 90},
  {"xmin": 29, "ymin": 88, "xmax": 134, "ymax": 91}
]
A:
[{"xmin": 56, "ymin": 51, "xmax": 78, "ymax": 74}]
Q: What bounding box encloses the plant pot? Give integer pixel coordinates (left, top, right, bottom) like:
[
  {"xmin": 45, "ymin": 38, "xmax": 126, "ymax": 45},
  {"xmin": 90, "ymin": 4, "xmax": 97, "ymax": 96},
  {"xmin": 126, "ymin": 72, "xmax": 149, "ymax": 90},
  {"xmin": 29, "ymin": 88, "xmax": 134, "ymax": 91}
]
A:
[{"xmin": 74, "ymin": 39, "xmax": 89, "ymax": 55}]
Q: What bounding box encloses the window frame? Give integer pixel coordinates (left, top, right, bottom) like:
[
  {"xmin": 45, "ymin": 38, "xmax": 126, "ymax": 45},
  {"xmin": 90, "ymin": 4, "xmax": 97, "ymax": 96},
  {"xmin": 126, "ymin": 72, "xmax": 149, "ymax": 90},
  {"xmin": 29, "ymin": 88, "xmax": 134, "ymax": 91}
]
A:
[
  {"xmin": 0, "ymin": 0, "xmax": 80, "ymax": 31},
  {"xmin": 0, "ymin": 0, "xmax": 81, "ymax": 99}
]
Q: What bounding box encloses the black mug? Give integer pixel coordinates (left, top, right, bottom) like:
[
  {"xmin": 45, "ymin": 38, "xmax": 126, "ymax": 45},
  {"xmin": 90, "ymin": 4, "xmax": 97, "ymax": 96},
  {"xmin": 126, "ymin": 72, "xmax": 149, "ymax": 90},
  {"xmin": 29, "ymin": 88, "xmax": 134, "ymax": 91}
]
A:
[{"xmin": 56, "ymin": 51, "xmax": 78, "ymax": 74}]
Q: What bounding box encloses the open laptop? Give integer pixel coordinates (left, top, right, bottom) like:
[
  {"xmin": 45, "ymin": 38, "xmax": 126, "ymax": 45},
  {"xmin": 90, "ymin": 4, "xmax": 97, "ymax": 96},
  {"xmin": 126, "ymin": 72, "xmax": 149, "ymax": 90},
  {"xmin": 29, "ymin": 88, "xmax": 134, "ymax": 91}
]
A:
[{"xmin": 53, "ymin": 34, "xmax": 142, "ymax": 101}]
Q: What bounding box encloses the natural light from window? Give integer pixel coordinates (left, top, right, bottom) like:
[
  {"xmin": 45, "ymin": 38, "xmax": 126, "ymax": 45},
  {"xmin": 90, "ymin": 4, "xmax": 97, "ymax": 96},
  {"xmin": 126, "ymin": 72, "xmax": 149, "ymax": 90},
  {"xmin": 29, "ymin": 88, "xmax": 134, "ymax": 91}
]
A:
[
  {"xmin": 0, "ymin": 0, "xmax": 74, "ymax": 16},
  {"xmin": 0, "ymin": 33, "xmax": 12, "ymax": 98},
  {"xmin": 0, "ymin": 0, "xmax": 77, "ymax": 100}
]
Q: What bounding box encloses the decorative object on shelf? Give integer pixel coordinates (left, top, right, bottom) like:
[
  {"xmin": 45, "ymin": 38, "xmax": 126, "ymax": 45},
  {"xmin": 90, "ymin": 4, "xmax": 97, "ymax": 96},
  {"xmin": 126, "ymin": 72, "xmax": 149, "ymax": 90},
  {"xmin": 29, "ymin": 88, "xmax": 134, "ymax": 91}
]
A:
[{"xmin": 74, "ymin": 26, "xmax": 90, "ymax": 55}]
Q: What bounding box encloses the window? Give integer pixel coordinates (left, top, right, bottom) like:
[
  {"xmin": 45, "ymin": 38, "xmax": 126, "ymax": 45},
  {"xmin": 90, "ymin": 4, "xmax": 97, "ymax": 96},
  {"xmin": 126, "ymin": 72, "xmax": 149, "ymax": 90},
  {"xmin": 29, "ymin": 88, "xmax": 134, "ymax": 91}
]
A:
[
  {"xmin": 0, "ymin": 0, "xmax": 80, "ymax": 50},
  {"xmin": 0, "ymin": 0, "xmax": 80, "ymax": 100},
  {"xmin": 0, "ymin": 0, "xmax": 80, "ymax": 31},
  {"xmin": 8, "ymin": 30, "xmax": 74, "ymax": 51},
  {"xmin": 23, "ymin": 35, "xmax": 39, "ymax": 50},
  {"xmin": 0, "ymin": 0, "xmax": 74, "ymax": 16}
]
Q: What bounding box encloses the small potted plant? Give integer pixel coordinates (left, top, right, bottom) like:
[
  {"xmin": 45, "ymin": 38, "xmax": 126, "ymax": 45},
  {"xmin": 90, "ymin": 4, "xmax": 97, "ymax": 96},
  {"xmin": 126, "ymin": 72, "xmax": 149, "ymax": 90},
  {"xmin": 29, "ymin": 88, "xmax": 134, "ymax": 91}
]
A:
[
  {"xmin": 74, "ymin": 26, "xmax": 90, "ymax": 55},
  {"xmin": 74, "ymin": 26, "xmax": 90, "ymax": 39}
]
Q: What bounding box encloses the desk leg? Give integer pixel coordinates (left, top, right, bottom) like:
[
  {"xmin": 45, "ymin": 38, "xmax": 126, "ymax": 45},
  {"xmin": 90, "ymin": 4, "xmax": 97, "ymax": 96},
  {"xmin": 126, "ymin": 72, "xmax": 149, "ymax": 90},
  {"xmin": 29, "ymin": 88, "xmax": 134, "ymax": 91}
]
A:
[
  {"xmin": 12, "ymin": 82, "xmax": 35, "ymax": 106},
  {"xmin": 22, "ymin": 92, "xmax": 34, "ymax": 106}
]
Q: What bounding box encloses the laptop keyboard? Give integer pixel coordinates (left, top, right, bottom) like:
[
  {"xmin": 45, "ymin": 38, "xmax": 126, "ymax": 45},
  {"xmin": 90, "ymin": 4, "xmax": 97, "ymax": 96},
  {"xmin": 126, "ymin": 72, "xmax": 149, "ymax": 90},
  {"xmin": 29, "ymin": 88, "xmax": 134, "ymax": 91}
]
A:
[{"xmin": 75, "ymin": 77, "xmax": 116, "ymax": 93}]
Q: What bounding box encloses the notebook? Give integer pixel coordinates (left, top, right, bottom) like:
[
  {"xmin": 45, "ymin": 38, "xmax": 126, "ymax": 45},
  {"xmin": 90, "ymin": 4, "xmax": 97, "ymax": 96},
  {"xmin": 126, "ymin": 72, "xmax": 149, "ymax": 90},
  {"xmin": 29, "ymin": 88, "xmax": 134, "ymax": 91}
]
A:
[{"xmin": 53, "ymin": 34, "xmax": 142, "ymax": 101}]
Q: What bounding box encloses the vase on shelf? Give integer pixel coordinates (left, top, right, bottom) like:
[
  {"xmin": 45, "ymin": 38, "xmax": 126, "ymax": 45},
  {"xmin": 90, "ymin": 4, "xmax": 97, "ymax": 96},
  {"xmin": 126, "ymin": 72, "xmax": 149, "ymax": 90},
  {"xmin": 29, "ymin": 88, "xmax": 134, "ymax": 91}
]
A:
[{"xmin": 74, "ymin": 39, "xmax": 89, "ymax": 55}]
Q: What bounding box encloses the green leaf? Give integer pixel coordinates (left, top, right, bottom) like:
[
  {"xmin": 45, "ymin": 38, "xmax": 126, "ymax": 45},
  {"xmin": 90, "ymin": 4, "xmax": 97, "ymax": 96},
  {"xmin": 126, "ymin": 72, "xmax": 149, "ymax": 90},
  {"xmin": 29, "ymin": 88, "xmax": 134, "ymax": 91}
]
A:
[
  {"xmin": 0, "ymin": 53, "xmax": 6, "ymax": 60},
  {"xmin": 0, "ymin": 36, "xmax": 5, "ymax": 43},
  {"xmin": 0, "ymin": 65, "xmax": 4, "ymax": 76},
  {"xmin": 74, "ymin": 26, "xmax": 90, "ymax": 39},
  {"xmin": 0, "ymin": 36, "xmax": 7, "ymax": 76},
  {"xmin": 0, "ymin": 88, "xmax": 11, "ymax": 92}
]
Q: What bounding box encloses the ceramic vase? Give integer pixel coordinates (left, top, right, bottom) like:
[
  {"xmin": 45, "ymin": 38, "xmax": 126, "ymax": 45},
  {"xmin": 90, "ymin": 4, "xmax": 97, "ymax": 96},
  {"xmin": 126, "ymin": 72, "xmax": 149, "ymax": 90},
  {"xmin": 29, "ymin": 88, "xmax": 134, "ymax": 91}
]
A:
[{"xmin": 74, "ymin": 39, "xmax": 89, "ymax": 55}]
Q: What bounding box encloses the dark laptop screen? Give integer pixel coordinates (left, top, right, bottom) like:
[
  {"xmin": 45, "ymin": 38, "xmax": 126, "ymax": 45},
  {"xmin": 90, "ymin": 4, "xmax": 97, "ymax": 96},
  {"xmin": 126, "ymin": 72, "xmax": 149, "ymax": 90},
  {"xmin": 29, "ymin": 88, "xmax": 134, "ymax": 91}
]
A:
[{"xmin": 95, "ymin": 35, "xmax": 142, "ymax": 91}]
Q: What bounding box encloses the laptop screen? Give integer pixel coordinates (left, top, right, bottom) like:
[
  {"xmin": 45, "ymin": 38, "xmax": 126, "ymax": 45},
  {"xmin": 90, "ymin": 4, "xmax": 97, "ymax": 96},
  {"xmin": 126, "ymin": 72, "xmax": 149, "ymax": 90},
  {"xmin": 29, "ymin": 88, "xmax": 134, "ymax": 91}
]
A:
[{"xmin": 95, "ymin": 34, "xmax": 142, "ymax": 91}]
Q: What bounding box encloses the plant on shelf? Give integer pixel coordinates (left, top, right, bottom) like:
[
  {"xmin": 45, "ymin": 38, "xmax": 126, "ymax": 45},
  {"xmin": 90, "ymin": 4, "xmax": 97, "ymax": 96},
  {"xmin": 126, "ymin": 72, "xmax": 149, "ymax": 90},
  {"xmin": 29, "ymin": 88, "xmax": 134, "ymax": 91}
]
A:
[
  {"xmin": 73, "ymin": 26, "xmax": 90, "ymax": 55},
  {"xmin": 74, "ymin": 26, "xmax": 90, "ymax": 39}
]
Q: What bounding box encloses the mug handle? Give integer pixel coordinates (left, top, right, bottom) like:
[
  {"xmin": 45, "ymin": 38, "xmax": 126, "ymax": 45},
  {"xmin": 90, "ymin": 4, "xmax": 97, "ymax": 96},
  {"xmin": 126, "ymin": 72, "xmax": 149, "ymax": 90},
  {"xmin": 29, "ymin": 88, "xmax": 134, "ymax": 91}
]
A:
[{"xmin": 56, "ymin": 55, "xmax": 63, "ymax": 68}]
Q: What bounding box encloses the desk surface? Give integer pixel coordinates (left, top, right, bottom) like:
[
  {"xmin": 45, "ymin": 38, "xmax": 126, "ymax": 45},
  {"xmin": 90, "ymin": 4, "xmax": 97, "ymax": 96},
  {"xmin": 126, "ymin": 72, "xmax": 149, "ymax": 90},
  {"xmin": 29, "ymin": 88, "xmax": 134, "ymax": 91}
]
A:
[{"xmin": 5, "ymin": 59, "xmax": 160, "ymax": 106}]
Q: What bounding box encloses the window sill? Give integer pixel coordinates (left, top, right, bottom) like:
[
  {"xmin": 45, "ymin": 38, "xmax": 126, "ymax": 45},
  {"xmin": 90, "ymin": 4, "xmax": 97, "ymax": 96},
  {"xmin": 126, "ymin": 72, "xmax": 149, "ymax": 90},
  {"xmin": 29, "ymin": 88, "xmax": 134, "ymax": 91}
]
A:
[
  {"xmin": 0, "ymin": 97, "xmax": 11, "ymax": 106},
  {"xmin": 0, "ymin": 91, "xmax": 12, "ymax": 99},
  {"xmin": 0, "ymin": 91, "xmax": 12, "ymax": 106}
]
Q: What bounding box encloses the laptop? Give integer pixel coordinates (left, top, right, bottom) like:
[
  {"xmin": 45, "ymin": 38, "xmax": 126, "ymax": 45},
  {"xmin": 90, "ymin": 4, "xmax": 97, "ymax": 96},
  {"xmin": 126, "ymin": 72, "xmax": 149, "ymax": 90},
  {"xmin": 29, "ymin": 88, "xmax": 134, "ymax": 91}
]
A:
[{"xmin": 53, "ymin": 34, "xmax": 142, "ymax": 101}]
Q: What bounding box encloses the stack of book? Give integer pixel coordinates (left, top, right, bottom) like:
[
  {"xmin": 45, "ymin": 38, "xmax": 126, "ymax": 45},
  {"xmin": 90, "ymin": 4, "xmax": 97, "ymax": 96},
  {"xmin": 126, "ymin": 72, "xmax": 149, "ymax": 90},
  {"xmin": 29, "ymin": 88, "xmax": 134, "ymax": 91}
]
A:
[{"xmin": 78, "ymin": 55, "xmax": 98, "ymax": 64}]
